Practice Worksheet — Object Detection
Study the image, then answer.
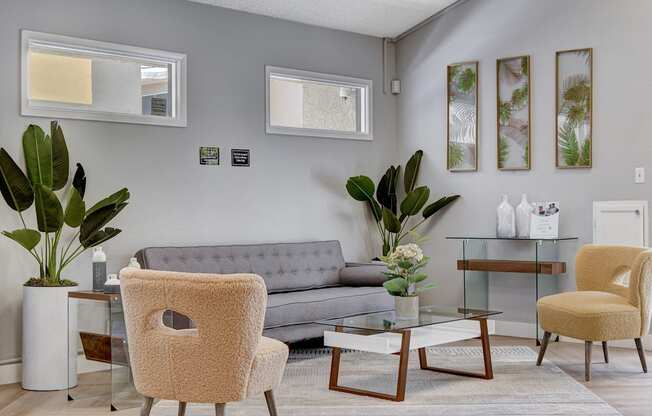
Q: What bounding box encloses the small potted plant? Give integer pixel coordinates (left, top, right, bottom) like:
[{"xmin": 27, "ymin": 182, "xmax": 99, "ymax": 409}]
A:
[
  {"xmin": 380, "ymin": 244, "xmax": 434, "ymax": 319},
  {"xmin": 0, "ymin": 122, "xmax": 129, "ymax": 390}
]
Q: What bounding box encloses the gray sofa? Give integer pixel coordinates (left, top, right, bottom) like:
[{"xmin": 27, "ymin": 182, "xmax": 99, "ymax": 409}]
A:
[{"xmin": 135, "ymin": 241, "xmax": 392, "ymax": 343}]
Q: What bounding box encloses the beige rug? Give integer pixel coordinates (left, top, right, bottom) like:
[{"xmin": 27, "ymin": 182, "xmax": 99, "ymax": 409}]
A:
[{"xmin": 152, "ymin": 346, "xmax": 621, "ymax": 415}]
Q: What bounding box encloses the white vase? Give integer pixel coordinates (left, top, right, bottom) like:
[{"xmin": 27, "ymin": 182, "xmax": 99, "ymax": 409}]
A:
[
  {"xmin": 516, "ymin": 193, "xmax": 534, "ymax": 238},
  {"xmin": 394, "ymin": 296, "xmax": 419, "ymax": 319},
  {"xmin": 496, "ymin": 195, "xmax": 516, "ymax": 238},
  {"xmin": 22, "ymin": 285, "xmax": 78, "ymax": 391}
]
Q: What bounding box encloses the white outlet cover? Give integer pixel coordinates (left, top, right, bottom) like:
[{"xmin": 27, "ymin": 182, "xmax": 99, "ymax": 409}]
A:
[{"xmin": 635, "ymin": 167, "xmax": 645, "ymax": 184}]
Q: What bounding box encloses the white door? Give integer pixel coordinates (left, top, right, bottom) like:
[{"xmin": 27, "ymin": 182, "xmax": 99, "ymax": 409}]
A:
[{"xmin": 593, "ymin": 201, "xmax": 648, "ymax": 246}]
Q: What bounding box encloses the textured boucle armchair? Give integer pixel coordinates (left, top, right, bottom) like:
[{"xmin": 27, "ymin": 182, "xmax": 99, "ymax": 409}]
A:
[
  {"xmin": 536, "ymin": 244, "xmax": 652, "ymax": 381},
  {"xmin": 120, "ymin": 268, "xmax": 288, "ymax": 416}
]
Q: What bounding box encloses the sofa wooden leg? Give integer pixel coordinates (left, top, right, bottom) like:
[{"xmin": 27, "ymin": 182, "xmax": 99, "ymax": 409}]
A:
[
  {"xmin": 215, "ymin": 403, "xmax": 226, "ymax": 416},
  {"xmin": 536, "ymin": 331, "xmax": 551, "ymax": 366},
  {"xmin": 635, "ymin": 338, "xmax": 648, "ymax": 373},
  {"xmin": 264, "ymin": 390, "xmax": 278, "ymax": 416},
  {"xmin": 178, "ymin": 401, "xmax": 187, "ymax": 416},
  {"xmin": 601, "ymin": 341, "xmax": 609, "ymax": 363},
  {"xmin": 141, "ymin": 397, "xmax": 154, "ymax": 416},
  {"xmin": 585, "ymin": 341, "xmax": 592, "ymax": 381}
]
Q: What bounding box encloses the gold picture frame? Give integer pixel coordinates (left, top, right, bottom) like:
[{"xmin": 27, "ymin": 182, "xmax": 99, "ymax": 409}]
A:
[
  {"xmin": 447, "ymin": 61, "xmax": 478, "ymax": 171},
  {"xmin": 556, "ymin": 48, "xmax": 592, "ymax": 168},
  {"xmin": 496, "ymin": 55, "xmax": 531, "ymax": 170}
]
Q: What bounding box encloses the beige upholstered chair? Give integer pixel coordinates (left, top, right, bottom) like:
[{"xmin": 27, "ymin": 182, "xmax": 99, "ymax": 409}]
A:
[
  {"xmin": 120, "ymin": 268, "xmax": 289, "ymax": 416},
  {"xmin": 536, "ymin": 244, "xmax": 652, "ymax": 381}
]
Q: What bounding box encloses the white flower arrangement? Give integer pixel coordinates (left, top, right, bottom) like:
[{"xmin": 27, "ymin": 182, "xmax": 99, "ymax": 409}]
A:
[{"xmin": 379, "ymin": 244, "xmax": 434, "ymax": 297}]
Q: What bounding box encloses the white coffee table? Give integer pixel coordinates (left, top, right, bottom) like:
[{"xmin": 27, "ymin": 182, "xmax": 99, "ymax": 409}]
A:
[{"xmin": 315, "ymin": 306, "xmax": 501, "ymax": 402}]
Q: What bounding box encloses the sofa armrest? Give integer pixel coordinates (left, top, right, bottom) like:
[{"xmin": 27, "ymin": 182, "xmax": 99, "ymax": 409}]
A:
[{"xmin": 339, "ymin": 262, "xmax": 388, "ymax": 286}]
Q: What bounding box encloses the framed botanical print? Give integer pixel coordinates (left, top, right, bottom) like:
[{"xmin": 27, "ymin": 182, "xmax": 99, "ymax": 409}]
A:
[
  {"xmin": 497, "ymin": 55, "xmax": 531, "ymax": 170},
  {"xmin": 556, "ymin": 48, "xmax": 592, "ymax": 168},
  {"xmin": 447, "ymin": 61, "xmax": 478, "ymax": 171}
]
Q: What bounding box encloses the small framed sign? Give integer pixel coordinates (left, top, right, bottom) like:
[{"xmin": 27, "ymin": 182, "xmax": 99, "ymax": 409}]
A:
[
  {"xmin": 231, "ymin": 149, "xmax": 250, "ymax": 167},
  {"xmin": 199, "ymin": 147, "xmax": 220, "ymax": 165}
]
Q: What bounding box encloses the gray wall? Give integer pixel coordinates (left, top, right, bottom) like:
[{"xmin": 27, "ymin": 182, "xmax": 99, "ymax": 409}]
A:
[
  {"xmin": 396, "ymin": 0, "xmax": 651, "ymax": 318},
  {"xmin": 0, "ymin": 0, "xmax": 397, "ymax": 363}
]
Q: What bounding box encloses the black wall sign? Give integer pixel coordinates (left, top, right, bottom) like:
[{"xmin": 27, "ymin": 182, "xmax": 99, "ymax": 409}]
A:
[{"xmin": 231, "ymin": 149, "xmax": 250, "ymax": 167}]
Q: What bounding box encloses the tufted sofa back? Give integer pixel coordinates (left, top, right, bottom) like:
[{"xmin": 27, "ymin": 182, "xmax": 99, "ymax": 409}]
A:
[{"xmin": 135, "ymin": 240, "xmax": 346, "ymax": 293}]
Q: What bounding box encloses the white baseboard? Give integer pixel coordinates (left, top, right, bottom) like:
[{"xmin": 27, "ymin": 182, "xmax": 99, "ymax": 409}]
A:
[{"xmin": 0, "ymin": 355, "xmax": 109, "ymax": 386}]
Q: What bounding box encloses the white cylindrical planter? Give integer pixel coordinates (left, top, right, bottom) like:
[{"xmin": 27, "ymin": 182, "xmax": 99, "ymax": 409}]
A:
[{"xmin": 22, "ymin": 285, "xmax": 78, "ymax": 391}]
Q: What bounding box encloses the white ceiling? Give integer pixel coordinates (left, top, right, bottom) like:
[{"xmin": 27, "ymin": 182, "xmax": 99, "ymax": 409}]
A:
[{"xmin": 188, "ymin": 0, "xmax": 459, "ymax": 38}]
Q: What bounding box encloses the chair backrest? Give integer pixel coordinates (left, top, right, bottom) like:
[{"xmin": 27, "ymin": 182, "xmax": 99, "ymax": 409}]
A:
[
  {"xmin": 576, "ymin": 244, "xmax": 652, "ymax": 336},
  {"xmin": 120, "ymin": 268, "xmax": 267, "ymax": 404}
]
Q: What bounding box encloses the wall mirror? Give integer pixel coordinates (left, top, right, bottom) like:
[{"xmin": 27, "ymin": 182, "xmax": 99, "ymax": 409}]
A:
[{"xmin": 21, "ymin": 30, "xmax": 187, "ymax": 127}]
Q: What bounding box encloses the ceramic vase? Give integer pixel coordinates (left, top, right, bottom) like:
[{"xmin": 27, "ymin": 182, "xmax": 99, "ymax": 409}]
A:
[
  {"xmin": 394, "ymin": 296, "xmax": 419, "ymax": 319},
  {"xmin": 516, "ymin": 193, "xmax": 534, "ymax": 238},
  {"xmin": 496, "ymin": 195, "xmax": 516, "ymax": 238}
]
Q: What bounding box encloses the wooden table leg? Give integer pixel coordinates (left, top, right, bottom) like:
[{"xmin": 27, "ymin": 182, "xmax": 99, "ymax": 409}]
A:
[
  {"xmin": 418, "ymin": 318, "xmax": 494, "ymax": 380},
  {"xmin": 328, "ymin": 329, "xmax": 412, "ymax": 402}
]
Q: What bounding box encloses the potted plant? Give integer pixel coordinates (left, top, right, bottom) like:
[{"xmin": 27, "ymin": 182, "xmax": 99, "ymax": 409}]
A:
[
  {"xmin": 380, "ymin": 244, "xmax": 434, "ymax": 319},
  {"xmin": 0, "ymin": 122, "xmax": 130, "ymax": 391},
  {"xmin": 346, "ymin": 150, "xmax": 460, "ymax": 257}
]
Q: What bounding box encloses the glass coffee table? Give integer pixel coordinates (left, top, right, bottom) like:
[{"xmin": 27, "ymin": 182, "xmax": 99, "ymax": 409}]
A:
[{"xmin": 315, "ymin": 306, "xmax": 502, "ymax": 402}]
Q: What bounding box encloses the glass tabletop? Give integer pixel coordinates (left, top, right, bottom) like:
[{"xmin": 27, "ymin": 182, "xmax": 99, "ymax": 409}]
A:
[
  {"xmin": 315, "ymin": 305, "xmax": 502, "ymax": 332},
  {"xmin": 446, "ymin": 236, "xmax": 578, "ymax": 241}
]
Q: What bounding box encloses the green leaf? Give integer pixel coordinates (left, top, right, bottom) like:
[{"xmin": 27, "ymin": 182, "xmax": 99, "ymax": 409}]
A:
[
  {"xmin": 559, "ymin": 122, "xmax": 579, "ymax": 166},
  {"xmin": 64, "ymin": 188, "xmax": 85, "ymax": 228},
  {"xmin": 33, "ymin": 184, "xmax": 64, "ymax": 232},
  {"xmin": 498, "ymin": 136, "xmax": 509, "ymax": 169},
  {"xmin": 50, "ymin": 121, "xmax": 69, "ymax": 191},
  {"xmin": 377, "ymin": 166, "xmax": 399, "ymax": 214},
  {"xmin": 80, "ymin": 227, "xmax": 122, "ymax": 249},
  {"xmin": 383, "ymin": 277, "xmax": 409, "ymax": 294},
  {"xmin": 0, "ymin": 148, "xmax": 34, "ymax": 212},
  {"xmin": 382, "ymin": 207, "xmax": 401, "ymax": 233},
  {"xmin": 423, "ymin": 195, "xmax": 460, "ymax": 218},
  {"xmin": 72, "ymin": 163, "xmax": 86, "ymax": 199},
  {"xmin": 400, "ymin": 186, "xmax": 430, "ymax": 216},
  {"xmin": 404, "ymin": 150, "xmax": 423, "ymax": 193},
  {"xmin": 22, "ymin": 125, "xmax": 53, "ymax": 188},
  {"xmin": 346, "ymin": 176, "xmax": 375, "ymax": 202},
  {"xmin": 80, "ymin": 203, "xmax": 127, "ymax": 244},
  {"xmin": 368, "ymin": 198, "xmax": 382, "ymax": 222},
  {"xmin": 86, "ymin": 188, "xmax": 130, "ymax": 216},
  {"xmin": 2, "ymin": 229, "xmax": 41, "ymax": 250},
  {"xmin": 411, "ymin": 274, "xmax": 428, "ymax": 284},
  {"xmin": 448, "ymin": 143, "xmax": 464, "ymax": 169},
  {"xmin": 579, "ymin": 137, "xmax": 591, "ymax": 166}
]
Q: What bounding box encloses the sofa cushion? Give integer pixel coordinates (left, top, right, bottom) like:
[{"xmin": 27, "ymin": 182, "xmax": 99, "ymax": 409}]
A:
[
  {"xmin": 339, "ymin": 263, "xmax": 388, "ymax": 286},
  {"xmin": 264, "ymin": 286, "xmax": 393, "ymax": 329},
  {"xmin": 136, "ymin": 241, "xmax": 345, "ymax": 293}
]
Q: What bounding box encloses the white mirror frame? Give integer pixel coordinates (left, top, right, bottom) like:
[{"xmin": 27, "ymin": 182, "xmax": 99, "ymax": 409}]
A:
[
  {"xmin": 21, "ymin": 30, "xmax": 187, "ymax": 127},
  {"xmin": 265, "ymin": 66, "xmax": 373, "ymax": 141}
]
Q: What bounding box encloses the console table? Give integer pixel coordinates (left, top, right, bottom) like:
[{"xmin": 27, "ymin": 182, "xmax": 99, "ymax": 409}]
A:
[
  {"xmin": 67, "ymin": 291, "xmax": 140, "ymax": 412},
  {"xmin": 447, "ymin": 236, "xmax": 578, "ymax": 344}
]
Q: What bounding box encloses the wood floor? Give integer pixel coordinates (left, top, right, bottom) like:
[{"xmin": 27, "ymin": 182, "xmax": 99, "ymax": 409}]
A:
[{"xmin": 1, "ymin": 336, "xmax": 650, "ymax": 416}]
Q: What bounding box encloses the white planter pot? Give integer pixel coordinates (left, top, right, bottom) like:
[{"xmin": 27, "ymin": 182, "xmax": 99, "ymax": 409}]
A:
[
  {"xmin": 394, "ymin": 296, "xmax": 419, "ymax": 319},
  {"xmin": 22, "ymin": 285, "xmax": 78, "ymax": 391}
]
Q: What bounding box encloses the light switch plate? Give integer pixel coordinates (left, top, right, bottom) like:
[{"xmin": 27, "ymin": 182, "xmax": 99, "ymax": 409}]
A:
[{"xmin": 635, "ymin": 167, "xmax": 645, "ymax": 184}]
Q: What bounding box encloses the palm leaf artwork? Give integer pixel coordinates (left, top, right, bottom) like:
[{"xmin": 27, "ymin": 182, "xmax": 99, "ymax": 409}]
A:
[
  {"xmin": 497, "ymin": 56, "xmax": 530, "ymax": 170},
  {"xmin": 557, "ymin": 49, "xmax": 592, "ymax": 168},
  {"xmin": 447, "ymin": 62, "xmax": 478, "ymax": 171},
  {"xmin": 0, "ymin": 122, "xmax": 130, "ymax": 286}
]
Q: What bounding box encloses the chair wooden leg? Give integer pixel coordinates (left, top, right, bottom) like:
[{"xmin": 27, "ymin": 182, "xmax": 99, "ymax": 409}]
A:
[
  {"xmin": 536, "ymin": 331, "xmax": 551, "ymax": 366},
  {"xmin": 178, "ymin": 401, "xmax": 187, "ymax": 416},
  {"xmin": 602, "ymin": 341, "xmax": 609, "ymax": 363},
  {"xmin": 264, "ymin": 390, "xmax": 278, "ymax": 416},
  {"xmin": 635, "ymin": 338, "xmax": 648, "ymax": 373},
  {"xmin": 140, "ymin": 397, "xmax": 154, "ymax": 416},
  {"xmin": 585, "ymin": 341, "xmax": 592, "ymax": 382},
  {"xmin": 215, "ymin": 403, "xmax": 226, "ymax": 416}
]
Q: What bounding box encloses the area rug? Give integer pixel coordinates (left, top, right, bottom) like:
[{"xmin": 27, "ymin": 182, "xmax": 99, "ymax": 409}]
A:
[{"xmin": 154, "ymin": 346, "xmax": 621, "ymax": 415}]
